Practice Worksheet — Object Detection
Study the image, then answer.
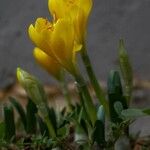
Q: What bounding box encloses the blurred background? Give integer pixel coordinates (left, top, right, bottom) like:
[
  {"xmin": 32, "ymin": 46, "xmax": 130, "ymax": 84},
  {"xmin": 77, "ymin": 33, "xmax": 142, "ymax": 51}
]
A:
[
  {"xmin": 0, "ymin": 0, "xmax": 150, "ymax": 137},
  {"xmin": 0, "ymin": 0, "xmax": 150, "ymax": 87}
]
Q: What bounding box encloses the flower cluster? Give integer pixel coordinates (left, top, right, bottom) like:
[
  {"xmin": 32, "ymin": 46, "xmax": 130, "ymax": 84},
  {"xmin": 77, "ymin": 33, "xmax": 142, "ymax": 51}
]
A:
[
  {"xmin": 13, "ymin": 1, "xmax": 146, "ymax": 149},
  {"xmin": 29, "ymin": 0, "xmax": 92, "ymax": 76}
]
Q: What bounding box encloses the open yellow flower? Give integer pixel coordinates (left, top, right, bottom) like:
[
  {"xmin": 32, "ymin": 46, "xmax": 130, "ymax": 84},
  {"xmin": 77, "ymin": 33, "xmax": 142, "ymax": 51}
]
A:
[
  {"xmin": 28, "ymin": 17, "xmax": 81, "ymax": 74},
  {"xmin": 48, "ymin": 0, "xmax": 93, "ymax": 43},
  {"xmin": 33, "ymin": 47, "xmax": 62, "ymax": 80}
]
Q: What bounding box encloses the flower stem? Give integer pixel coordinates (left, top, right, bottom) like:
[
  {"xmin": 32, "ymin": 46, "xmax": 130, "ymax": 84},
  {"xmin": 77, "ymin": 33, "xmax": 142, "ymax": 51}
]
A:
[
  {"xmin": 74, "ymin": 72, "xmax": 97, "ymax": 126},
  {"xmin": 75, "ymin": 82, "xmax": 89, "ymax": 120},
  {"xmin": 59, "ymin": 70, "xmax": 72, "ymax": 111},
  {"xmin": 81, "ymin": 45, "xmax": 109, "ymax": 116}
]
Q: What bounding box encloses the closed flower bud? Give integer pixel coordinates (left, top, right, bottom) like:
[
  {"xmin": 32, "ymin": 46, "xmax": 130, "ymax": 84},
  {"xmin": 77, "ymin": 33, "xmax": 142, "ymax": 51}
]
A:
[
  {"xmin": 17, "ymin": 68, "xmax": 56, "ymax": 137},
  {"xmin": 119, "ymin": 39, "xmax": 133, "ymax": 103},
  {"xmin": 17, "ymin": 68, "xmax": 48, "ymax": 118}
]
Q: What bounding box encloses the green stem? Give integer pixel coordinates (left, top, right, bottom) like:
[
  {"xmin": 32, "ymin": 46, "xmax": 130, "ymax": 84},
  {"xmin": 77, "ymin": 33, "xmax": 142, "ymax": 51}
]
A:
[
  {"xmin": 44, "ymin": 116, "xmax": 56, "ymax": 138},
  {"xmin": 59, "ymin": 70, "xmax": 72, "ymax": 111},
  {"xmin": 81, "ymin": 45, "xmax": 109, "ymax": 116},
  {"xmin": 74, "ymin": 72, "xmax": 97, "ymax": 126},
  {"xmin": 76, "ymin": 83, "xmax": 89, "ymax": 121}
]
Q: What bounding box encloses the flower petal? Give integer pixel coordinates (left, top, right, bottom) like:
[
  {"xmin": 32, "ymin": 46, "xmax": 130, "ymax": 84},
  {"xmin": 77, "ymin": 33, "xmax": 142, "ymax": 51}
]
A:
[
  {"xmin": 52, "ymin": 19, "xmax": 74, "ymax": 62},
  {"xmin": 33, "ymin": 47, "xmax": 62, "ymax": 80},
  {"xmin": 48, "ymin": 0, "xmax": 66, "ymax": 19},
  {"xmin": 28, "ymin": 24, "xmax": 52, "ymax": 56}
]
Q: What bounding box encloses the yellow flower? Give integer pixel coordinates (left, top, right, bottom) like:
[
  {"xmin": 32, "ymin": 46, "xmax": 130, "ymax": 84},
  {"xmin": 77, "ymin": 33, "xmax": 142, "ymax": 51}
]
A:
[
  {"xmin": 48, "ymin": 0, "xmax": 93, "ymax": 43},
  {"xmin": 28, "ymin": 17, "xmax": 81, "ymax": 74},
  {"xmin": 33, "ymin": 47, "xmax": 62, "ymax": 80}
]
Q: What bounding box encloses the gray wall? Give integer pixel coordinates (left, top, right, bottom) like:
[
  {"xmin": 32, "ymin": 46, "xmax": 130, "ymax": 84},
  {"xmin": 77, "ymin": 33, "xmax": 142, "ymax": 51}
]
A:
[{"xmin": 0, "ymin": 0, "xmax": 150, "ymax": 87}]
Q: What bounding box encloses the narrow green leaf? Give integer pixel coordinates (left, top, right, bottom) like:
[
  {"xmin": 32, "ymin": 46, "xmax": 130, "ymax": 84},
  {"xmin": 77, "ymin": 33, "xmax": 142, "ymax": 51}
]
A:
[
  {"xmin": 75, "ymin": 74, "xmax": 97, "ymax": 126},
  {"xmin": 107, "ymin": 70, "xmax": 127, "ymax": 123},
  {"xmin": 9, "ymin": 97, "xmax": 27, "ymax": 131},
  {"xmin": 26, "ymin": 98, "xmax": 37, "ymax": 134},
  {"xmin": 48, "ymin": 107, "xmax": 57, "ymax": 134},
  {"xmin": 108, "ymin": 70, "xmax": 122, "ymax": 95},
  {"xmin": 37, "ymin": 115, "xmax": 49, "ymax": 137},
  {"xmin": 0, "ymin": 122, "xmax": 5, "ymax": 139},
  {"xmin": 92, "ymin": 120, "xmax": 105, "ymax": 148},
  {"xmin": 4, "ymin": 104, "xmax": 16, "ymax": 141},
  {"xmin": 78, "ymin": 107, "xmax": 84, "ymax": 123},
  {"xmin": 94, "ymin": 105, "xmax": 105, "ymax": 147}
]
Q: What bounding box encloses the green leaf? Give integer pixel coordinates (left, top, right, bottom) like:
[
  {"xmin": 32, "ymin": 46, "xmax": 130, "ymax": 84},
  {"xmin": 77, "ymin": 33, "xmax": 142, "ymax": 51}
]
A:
[
  {"xmin": 57, "ymin": 125, "xmax": 69, "ymax": 138},
  {"xmin": 37, "ymin": 115, "xmax": 49, "ymax": 137},
  {"xmin": 143, "ymin": 108, "xmax": 150, "ymax": 115},
  {"xmin": 114, "ymin": 101, "xmax": 123, "ymax": 116},
  {"xmin": 121, "ymin": 108, "xmax": 148, "ymax": 120},
  {"xmin": 80, "ymin": 119, "xmax": 88, "ymax": 135},
  {"xmin": 97, "ymin": 105, "xmax": 105, "ymax": 123},
  {"xmin": 9, "ymin": 97, "xmax": 27, "ymax": 131},
  {"xmin": 0, "ymin": 122, "xmax": 5, "ymax": 139},
  {"xmin": 92, "ymin": 120, "xmax": 105, "ymax": 148},
  {"xmin": 26, "ymin": 98, "xmax": 37, "ymax": 134},
  {"xmin": 75, "ymin": 124, "xmax": 88, "ymax": 145},
  {"xmin": 74, "ymin": 117, "xmax": 88, "ymax": 145},
  {"xmin": 75, "ymin": 74, "xmax": 97, "ymax": 126},
  {"xmin": 108, "ymin": 70, "xmax": 123, "ymax": 95},
  {"xmin": 78, "ymin": 107, "xmax": 84, "ymax": 123},
  {"xmin": 107, "ymin": 70, "xmax": 127, "ymax": 123},
  {"xmin": 94, "ymin": 105, "xmax": 106, "ymax": 148},
  {"xmin": 4, "ymin": 104, "xmax": 16, "ymax": 141},
  {"xmin": 78, "ymin": 107, "xmax": 89, "ymax": 134},
  {"xmin": 48, "ymin": 107, "xmax": 57, "ymax": 134}
]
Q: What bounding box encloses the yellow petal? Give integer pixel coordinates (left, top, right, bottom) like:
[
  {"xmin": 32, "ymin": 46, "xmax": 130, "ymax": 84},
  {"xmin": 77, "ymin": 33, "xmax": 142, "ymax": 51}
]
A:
[
  {"xmin": 33, "ymin": 47, "xmax": 62, "ymax": 80},
  {"xmin": 51, "ymin": 18, "xmax": 78, "ymax": 73},
  {"xmin": 28, "ymin": 24, "xmax": 51, "ymax": 55},
  {"xmin": 35, "ymin": 18, "xmax": 47, "ymax": 32},
  {"xmin": 48, "ymin": 0, "xmax": 81, "ymax": 21},
  {"xmin": 78, "ymin": 0, "xmax": 92, "ymax": 17},
  {"xmin": 52, "ymin": 19, "xmax": 74, "ymax": 63},
  {"xmin": 48, "ymin": 0, "xmax": 92, "ymax": 43},
  {"xmin": 35, "ymin": 18, "xmax": 53, "ymax": 34},
  {"xmin": 28, "ymin": 22, "xmax": 53, "ymax": 56},
  {"xmin": 48, "ymin": 0, "xmax": 66, "ymax": 19}
]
